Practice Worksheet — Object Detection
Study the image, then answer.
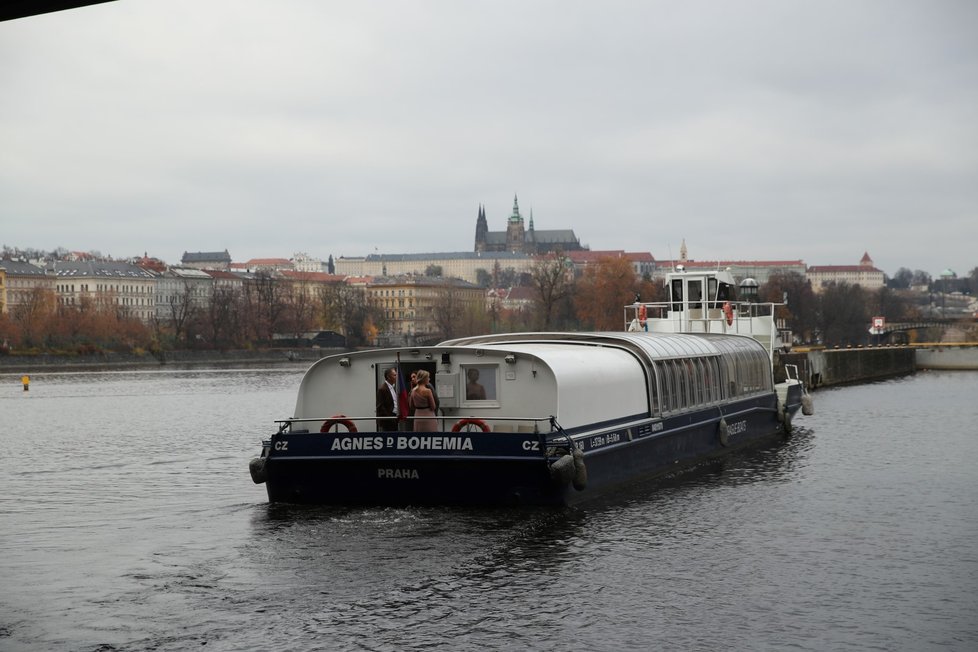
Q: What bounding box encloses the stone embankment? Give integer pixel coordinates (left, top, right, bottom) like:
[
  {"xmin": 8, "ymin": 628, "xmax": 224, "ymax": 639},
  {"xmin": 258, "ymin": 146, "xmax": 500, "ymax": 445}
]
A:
[
  {"xmin": 781, "ymin": 343, "xmax": 978, "ymax": 388},
  {"xmin": 0, "ymin": 348, "xmax": 343, "ymax": 371},
  {"xmin": 781, "ymin": 347, "xmax": 916, "ymax": 389}
]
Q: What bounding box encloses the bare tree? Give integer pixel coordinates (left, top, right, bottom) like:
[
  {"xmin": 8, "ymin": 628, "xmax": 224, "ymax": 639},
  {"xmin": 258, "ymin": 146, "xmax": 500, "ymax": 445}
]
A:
[
  {"xmin": 817, "ymin": 283, "xmax": 870, "ymax": 346},
  {"xmin": 281, "ymin": 276, "xmax": 318, "ymax": 340},
  {"xmin": 165, "ymin": 278, "xmax": 200, "ymax": 347},
  {"xmin": 203, "ymin": 285, "xmax": 242, "ymax": 350},
  {"xmin": 761, "ymin": 271, "xmax": 818, "ymax": 343},
  {"xmin": 242, "ymin": 271, "xmax": 289, "ymax": 341},
  {"xmin": 317, "ymin": 283, "xmax": 377, "ymax": 347},
  {"xmin": 529, "ymin": 254, "xmax": 574, "ymax": 330}
]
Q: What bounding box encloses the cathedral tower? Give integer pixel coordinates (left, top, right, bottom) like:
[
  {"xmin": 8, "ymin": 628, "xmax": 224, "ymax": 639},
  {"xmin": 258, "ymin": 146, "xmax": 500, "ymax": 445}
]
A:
[
  {"xmin": 505, "ymin": 195, "xmax": 526, "ymax": 253},
  {"xmin": 474, "ymin": 204, "xmax": 488, "ymax": 252}
]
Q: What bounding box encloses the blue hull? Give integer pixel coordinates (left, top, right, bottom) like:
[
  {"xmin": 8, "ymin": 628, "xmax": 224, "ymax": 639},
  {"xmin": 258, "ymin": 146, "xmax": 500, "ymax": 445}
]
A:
[{"xmin": 257, "ymin": 393, "xmax": 796, "ymax": 507}]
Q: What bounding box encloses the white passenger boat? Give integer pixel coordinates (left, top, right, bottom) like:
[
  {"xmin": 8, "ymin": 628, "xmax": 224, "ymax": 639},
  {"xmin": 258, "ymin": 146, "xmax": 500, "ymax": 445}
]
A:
[{"xmin": 250, "ymin": 267, "xmax": 811, "ymax": 506}]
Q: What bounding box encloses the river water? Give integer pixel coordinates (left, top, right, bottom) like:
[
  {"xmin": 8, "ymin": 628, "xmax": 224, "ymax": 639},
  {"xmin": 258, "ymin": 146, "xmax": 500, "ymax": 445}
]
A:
[{"xmin": 0, "ymin": 366, "xmax": 975, "ymax": 651}]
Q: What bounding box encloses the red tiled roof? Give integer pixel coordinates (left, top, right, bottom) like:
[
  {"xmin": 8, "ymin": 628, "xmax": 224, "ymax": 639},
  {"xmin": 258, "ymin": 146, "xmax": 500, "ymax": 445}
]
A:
[
  {"xmin": 204, "ymin": 270, "xmax": 241, "ymax": 279},
  {"xmin": 245, "ymin": 258, "xmax": 292, "ymax": 266},
  {"xmin": 567, "ymin": 250, "xmax": 655, "ymax": 263},
  {"xmin": 660, "ymin": 260, "xmax": 806, "ymax": 268},
  {"xmin": 280, "ymin": 270, "xmax": 345, "ymax": 283}
]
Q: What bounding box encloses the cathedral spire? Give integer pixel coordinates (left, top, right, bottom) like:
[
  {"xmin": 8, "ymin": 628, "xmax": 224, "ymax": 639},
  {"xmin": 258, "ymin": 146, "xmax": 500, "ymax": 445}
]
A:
[
  {"xmin": 474, "ymin": 203, "xmax": 489, "ymax": 252},
  {"xmin": 509, "ymin": 194, "xmax": 522, "ymax": 223}
]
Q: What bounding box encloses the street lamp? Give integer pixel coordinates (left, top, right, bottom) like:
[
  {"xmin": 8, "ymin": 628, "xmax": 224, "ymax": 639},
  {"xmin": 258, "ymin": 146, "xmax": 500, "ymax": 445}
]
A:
[{"xmin": 939, "ymin": 268, "xmax": 955, "ymax": 318}]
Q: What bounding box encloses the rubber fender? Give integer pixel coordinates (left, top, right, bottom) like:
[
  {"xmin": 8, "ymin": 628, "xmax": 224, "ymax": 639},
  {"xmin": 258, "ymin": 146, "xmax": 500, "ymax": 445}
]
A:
[
  {"xmin": 249, "ymin": 457, "xmax": 267, "ymax": 484},
  {"xmin": 802, "ymin": 395, "xmax": 815, "ymax": 416},
  {"xmin": 718, "ymin": 418, "xmax": 729, "ymax": 447},
  {"xmin": 549, "ymin": 453, "xmax": 576, "ymax": 486},
  {"xmin": 572, "ymin": 447, "xmax": 587, "ymax": 491},
  {"xmin": 781, "ymin": 406, "xmax": 793, "ymax": 435}
]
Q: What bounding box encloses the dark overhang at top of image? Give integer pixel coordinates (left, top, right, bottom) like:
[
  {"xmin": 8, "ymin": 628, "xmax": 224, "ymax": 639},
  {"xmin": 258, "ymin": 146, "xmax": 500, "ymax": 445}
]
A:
[{"xmin": 1, "ymin": 1, "xmax": 116, "ymax": 22}]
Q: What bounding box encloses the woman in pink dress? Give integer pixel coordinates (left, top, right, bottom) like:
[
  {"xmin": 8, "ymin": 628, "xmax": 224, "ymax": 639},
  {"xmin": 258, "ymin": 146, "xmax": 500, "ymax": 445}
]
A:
[{"xmin": 412, "ymin": 370, "xmax": 439, "ymax": 431}]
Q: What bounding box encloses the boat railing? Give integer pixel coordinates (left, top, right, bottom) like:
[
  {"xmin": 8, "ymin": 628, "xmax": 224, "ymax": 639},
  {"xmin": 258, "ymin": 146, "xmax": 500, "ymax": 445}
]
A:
[
  {"xmin": 625, "ymin": 300, "xmax": 779, "ymax": 326},
  {"xmin": 276, "ymin": 414, "xmax": 555, "ymax": 434}
]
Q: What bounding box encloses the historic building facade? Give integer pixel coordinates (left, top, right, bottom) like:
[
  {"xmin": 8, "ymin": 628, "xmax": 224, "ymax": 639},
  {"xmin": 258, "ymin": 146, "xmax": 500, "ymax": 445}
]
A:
[
  {"xmin": 474, "ymin": 195, "xmax": 583, "ymax": 254},
  {"xmin": 368, "ymin": 275, "xmax": 484, "ymax": 345},
  {"xmin": 54, "ymin": 261, "xmax": 158, "ymax": 322},
  {"xmin": 335, "ymin": 251, "xmax": 534, "ymax": 285},
  {"xmin": 0, "ymin": 259, "xmax": 57, "ymax": 317},
  {"xmin": 807, "ymin": 252, "xmax": 885, "ymax": 293}
]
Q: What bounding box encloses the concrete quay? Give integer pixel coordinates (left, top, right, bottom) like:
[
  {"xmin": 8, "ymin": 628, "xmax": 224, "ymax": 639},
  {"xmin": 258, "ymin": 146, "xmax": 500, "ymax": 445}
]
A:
[{"xmin": 782, "ymin": 343, "xmax": 978, "ymax": 389}]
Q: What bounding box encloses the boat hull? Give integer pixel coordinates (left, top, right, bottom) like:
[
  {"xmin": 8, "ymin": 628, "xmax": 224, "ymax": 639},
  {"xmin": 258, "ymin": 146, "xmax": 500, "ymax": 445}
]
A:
[{"xmin": 256, "ymin": 394, "xmax": 791, "ymax": 507}]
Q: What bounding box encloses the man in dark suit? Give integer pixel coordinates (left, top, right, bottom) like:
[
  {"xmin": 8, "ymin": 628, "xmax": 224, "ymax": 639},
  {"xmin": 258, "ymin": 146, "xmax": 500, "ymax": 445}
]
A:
[{"xmin": 376, "ymin": 367, "xmax": 399, "ymax": 431}]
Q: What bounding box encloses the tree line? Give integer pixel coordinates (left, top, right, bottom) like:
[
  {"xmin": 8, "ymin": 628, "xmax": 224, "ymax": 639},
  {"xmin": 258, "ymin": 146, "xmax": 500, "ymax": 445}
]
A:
[{"xmin": 2, "ymin": 258, "xmax": 974, "ymax": 356}]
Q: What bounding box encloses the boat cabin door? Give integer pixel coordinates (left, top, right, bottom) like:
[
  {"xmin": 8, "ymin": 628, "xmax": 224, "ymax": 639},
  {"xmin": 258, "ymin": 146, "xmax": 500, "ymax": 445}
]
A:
[{"xmin": 668, "ymin": 271, "xmax": 736, "ymax": 330}]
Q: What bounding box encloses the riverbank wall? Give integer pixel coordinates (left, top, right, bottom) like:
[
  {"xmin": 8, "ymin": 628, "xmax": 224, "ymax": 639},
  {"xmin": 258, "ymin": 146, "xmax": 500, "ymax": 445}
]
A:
[
  {"xmin": 0, "ymin": 347, "xmax": 344, "ymax": 372},
  {"xmin": 780, "ymin": 347, "xmax": 916, "ymax": 389},
  {"xmin": 914, "ymin": 344, "xmax": 978, "ymax": 370}
]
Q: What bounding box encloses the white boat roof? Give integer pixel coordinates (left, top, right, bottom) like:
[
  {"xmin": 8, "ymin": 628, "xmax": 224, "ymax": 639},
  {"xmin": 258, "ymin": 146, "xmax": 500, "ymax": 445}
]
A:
[{"xmin": 441, "ymin": 331, "xmax": 765, "ymax": 361}]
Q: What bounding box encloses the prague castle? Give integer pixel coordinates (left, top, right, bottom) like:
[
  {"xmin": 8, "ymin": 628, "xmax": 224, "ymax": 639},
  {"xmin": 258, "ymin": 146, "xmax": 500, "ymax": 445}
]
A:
[{"xmin": 474, "ymin": 195, "xmax": 583, "ymax": 254}]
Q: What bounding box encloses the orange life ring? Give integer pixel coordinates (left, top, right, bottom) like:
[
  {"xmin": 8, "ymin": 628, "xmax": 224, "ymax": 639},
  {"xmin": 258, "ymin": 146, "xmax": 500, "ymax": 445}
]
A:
[
  {"xmin": 321, "ymin": 415, "xmax": 358, "ymax": 433},
  {"xmin": 722, "ymin": 301, "xmax": 734, "ymax": 326},
  {"xmin": 638, "ymin": 304, "xmax": 647, "ymax": 326},
  {"xmin": 451, "ymin": 418, "xmax": 490, "ymax": 433}
]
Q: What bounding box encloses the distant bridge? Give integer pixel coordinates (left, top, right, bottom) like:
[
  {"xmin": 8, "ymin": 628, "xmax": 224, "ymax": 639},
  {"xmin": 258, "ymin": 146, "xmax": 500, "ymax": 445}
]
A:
[{"xmin": 873, "ymin": 318, "xmax": 975, "ymax": 344}]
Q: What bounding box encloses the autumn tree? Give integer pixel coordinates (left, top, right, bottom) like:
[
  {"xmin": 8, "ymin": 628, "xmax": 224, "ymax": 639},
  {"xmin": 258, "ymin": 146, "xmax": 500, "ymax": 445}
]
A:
[
  {"xmin": 317, "ymin": 283, "xmax": 378, "ymax": 347},
  {"xmin": 574, "ymin": 257, "xmax": 641, "ymax": 330},
  {"xmin": 431, "ymin": 280, "xmax": 490, "ymax": 340},
  {"xmin": 12, "ymin": 287, "xmax": 57, "ymax": 347}
]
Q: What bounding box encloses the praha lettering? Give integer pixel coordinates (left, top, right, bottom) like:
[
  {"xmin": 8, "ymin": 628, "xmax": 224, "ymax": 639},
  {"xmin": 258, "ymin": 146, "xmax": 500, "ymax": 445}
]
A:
[{"xmin": 378, "ymin": 468, "xmax": 419, "ymax": 480}]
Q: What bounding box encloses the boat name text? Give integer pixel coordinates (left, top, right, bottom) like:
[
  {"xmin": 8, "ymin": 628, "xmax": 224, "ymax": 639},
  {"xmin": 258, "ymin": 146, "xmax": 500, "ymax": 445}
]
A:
[
  {"xmin": 330, "ymin": 436, "xmax": 474, "ymax": 451},
  {"xmin": 727, "ymin": 420, "xmax": 748, "ymax": 436}
]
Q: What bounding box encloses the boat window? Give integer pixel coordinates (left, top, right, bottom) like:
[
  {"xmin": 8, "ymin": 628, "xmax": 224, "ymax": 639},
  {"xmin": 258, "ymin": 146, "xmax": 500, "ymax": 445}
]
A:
[
  {"xmin": 717, "ymin": 282, "xmax": 734, "ymax": 302},
  {"xmin": 708, "ymin": 278, "xmax": 718, "ymax": 309},
  {"xmin": 688, "ymin": 280, "xmax": 703, "ymax": 309},
  {"xmin": 461, "ymin": 365, "xmax": 497, "ymax": 402},
  {"xmin": 674, "ymin": 360, "xmax": 689, "ymax": 410},
  {"xmin": 648, "ymin": 365, "xmax": 661, "ymax": 415},
  {"xmin": 670, "ymin": 279, "xmax": 683, "ymax": 311},
  {"xmin": 690, "ymin": 359, "xmax": 704, "ymax": 406},
  {"xmin": 657, "ymin": 361, "xmax": 674, "ymax": 413},
  {"xmin": 707, "ymin": 357, "xmax": 722, "ymax": 402}
]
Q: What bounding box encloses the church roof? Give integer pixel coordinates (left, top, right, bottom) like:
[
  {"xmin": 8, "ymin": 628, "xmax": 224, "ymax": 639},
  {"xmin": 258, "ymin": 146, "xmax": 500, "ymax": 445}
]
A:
[
  {"xmin": 484, "ymin": 229, "xmax": 579, "ymax": 244},
  {"xmin": 182, "ymin": 250, "xmax": 231, "ymax": 263}
]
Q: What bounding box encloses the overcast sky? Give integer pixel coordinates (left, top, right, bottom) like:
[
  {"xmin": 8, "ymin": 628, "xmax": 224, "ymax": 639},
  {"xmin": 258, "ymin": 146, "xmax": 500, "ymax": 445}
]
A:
[{"xmin": 2, "ymin": 0, "xmax": 976, "ymax": 278}]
